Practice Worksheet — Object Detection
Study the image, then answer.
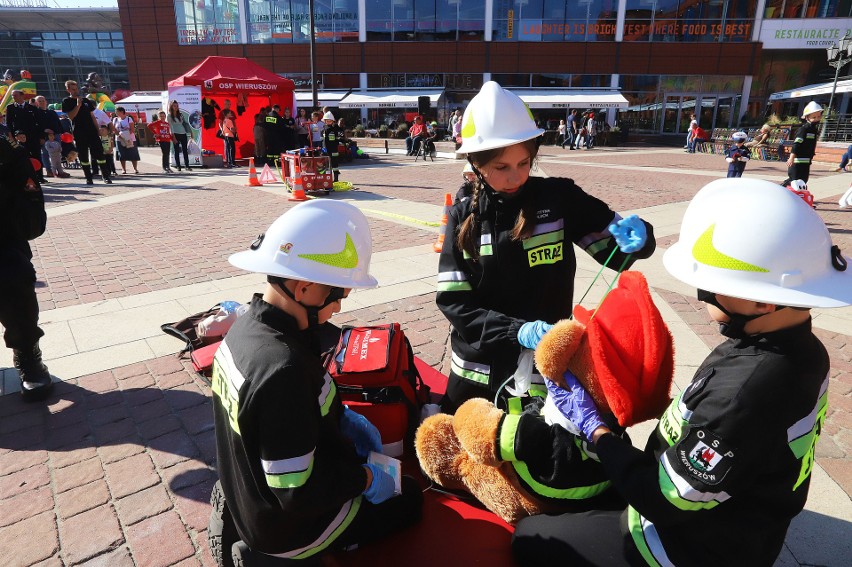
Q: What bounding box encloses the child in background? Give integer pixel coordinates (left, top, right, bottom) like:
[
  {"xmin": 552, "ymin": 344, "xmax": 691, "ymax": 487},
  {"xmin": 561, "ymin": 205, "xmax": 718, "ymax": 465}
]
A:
[
  {"xmin": 310, "ymin": 111, "xmax": 324, "ymax": 147},
  {"xmin": 455, "ymin": 162, "xmax": 476, "ymax": 204},
  {"xmin": 99, "ymin": 125, "xmax": 115, "ymax": 178},
  {"xmin": 321, "ymin": 111, "xmax": 342, "ymax": 181},
  {"xmin": 725, "ymin": 131, "xmax": 751, "ymax": 178},
  {"xmin": 43, "ymin": 129, "xmax": 69, "ymax": 178}
]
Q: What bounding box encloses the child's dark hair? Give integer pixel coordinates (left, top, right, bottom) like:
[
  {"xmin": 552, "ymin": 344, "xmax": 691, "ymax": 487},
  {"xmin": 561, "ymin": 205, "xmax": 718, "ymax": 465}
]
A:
[{"xmin": 456, "ymin": 138, "xmax": 540, "ymax": 260}]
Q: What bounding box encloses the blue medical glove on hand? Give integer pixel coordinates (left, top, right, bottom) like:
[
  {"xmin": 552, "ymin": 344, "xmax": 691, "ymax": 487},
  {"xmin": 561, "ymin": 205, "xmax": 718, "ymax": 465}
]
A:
[
  {"xmin": 608, "ymin": 214, "xmax": 647, "ymax": 254},
  {"xmin": 340, "ymin": 407, "xmax": 383, "ymax": 459},
  {"xmin": 363, "ymin": 463, "xmax": 396, "ymax": 504},
  {"xmin": 545, "ymin": 371, "xmax": 606, "ymax": 442},
  {"xmin": 518, "ymin": 320, "xmax": 554, "ymax": 350}
]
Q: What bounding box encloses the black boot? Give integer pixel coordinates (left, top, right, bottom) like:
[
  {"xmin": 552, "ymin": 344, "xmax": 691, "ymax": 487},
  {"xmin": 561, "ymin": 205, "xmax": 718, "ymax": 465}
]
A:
[
  {"xmin": 13, "ymin": 343, "xmax": 54, "ymax": 402},
  {"xmin": 82, "ymin": 165, "xmax": 94, "ymax": 185}
]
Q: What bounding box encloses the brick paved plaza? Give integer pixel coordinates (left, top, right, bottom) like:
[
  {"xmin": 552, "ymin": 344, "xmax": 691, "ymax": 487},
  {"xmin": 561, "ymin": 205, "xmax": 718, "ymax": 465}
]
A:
[{"xmin": 1, "ymin": 145, "xmax": 850, "ymax": 566}]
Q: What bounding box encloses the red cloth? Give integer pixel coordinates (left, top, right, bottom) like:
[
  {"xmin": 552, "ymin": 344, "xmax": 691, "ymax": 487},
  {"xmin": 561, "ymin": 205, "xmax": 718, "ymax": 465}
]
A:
[
  {"xmin": 573, "ymin": 271, "xmax": 674, "ymax": 427},
  {"xmin": 148, "ymin": 120, "xmax": 173, "ymax": 143},
  {"xmin": 692, "ymin": 126, "xmax": 708, "ymax": 139}
]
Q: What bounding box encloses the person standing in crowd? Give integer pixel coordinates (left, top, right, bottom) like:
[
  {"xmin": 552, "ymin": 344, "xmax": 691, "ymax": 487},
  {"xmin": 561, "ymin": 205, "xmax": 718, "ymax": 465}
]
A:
[
  {"xmin": 452, "ymin": 109, "xmax": 463, "ymax": 150},
  {"xmin": 220, "ymin": 109, "xmax": 238, "ymax": 168},
  {"xmin": 149, "ymin": 111, "xmax": 175, "ymax": 174},
  {"xmin": 43, "ymin": 130, "xmax": 68, "ymax": 179},
  {"xmin": 296, "ymin": 107, "xmax": 310, "ymax": 148},
  {"xmin": 586, "ymin": 112, "xmax": 597, "ymax": 149},
  {"xmin": 281, "ymin": 107, "xmax": 297, "ymax": 152},
  {"xmin": 202, "ymin": 95, "xmax": 221, "ymax": 130},
  {"xmin": 405, "ymin": 115, "xmax": 426, "ymax": 156},
  {"xmin": 6, "ymin": 90, "xmax": 44, "ymax": 182},
  {"xmin": 309, "ymin": 110, "xmax": 324, "ymax": 147},
  {"xmin": 62, "ymin": 80, "xmax": 112, "ymax": 185},
  {"xmin": 725, "ymin": 131, "xmax": 751, "ymax": 178},
  {"xmin": 785, "ymin": 101, "xmax": 822, "ymax": 186},
  {"xmin": 686, "ymin": 121, "xmax": 709, "ymax": 153},
  {"xmin": 111, "ymin": 107, "xmax": 140, "ymax": 174},
  {"xmin": 436, "ymin": 81, "xmax": 656, "ymax": 412},
  {"xmin": 34, "ymin": 96, "xmax": 61, "ymax": 178},
  {"xmin": 685, "ymin": 113, "xmax": 698, "ymax": 149},
  {"xmin": 321, "ymin": 111, "xmax": 342, "ymax": 182},
  {"xmin": 210, "ymin": 200, "xmax": 422, "ymax": 564},
  {"xmin": 562, "ymin": 110, "xmax": 578, "ymax": 150},
  {"xmin": 556, "ymin": 119, "xmax": 566, "ymax": 147},
  {"xmin": 449, "ymin": 108, "xmax": 462, "ymax": 134},
  {"xmin": 168, "ymin": 100, "xmax": 193, "ymax": 172},
  {"xmin": 263, "ymin": 106, "xmax": 284, "ymax": 168},
  {"xmin": 513, "ymin": 178, "xmax": 852, "ymax": 567},
  {"xmin": 252, "ymin": 112, "xmax": 266, "ymax": 167},
  {"xmin": 99, "ymin": 125, "xmax": 116, "ymax": 179},
  {"xmin": 0, "ymin": 133, "xmax": 53, "ymax": 401}
]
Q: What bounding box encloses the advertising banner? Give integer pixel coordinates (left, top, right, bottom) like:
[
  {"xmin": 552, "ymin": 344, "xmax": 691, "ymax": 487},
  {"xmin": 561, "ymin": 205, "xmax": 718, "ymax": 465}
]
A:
[
  {"xmin": 165, "ymin": 86, "xmax": 203, "ymax": 167},
  {"xmin": 760, "ymin": 18, "xmax": 852, "ymax": 49}
]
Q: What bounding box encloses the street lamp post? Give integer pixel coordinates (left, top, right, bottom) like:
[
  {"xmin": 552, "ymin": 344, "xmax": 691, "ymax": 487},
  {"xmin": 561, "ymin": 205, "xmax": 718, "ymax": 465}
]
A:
[{"xmin": 822, "ymin": 31, "xmax": 852, "ymax": 141}]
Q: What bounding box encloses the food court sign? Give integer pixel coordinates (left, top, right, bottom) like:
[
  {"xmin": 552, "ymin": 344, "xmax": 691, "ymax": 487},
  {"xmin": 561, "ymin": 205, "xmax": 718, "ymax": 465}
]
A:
[{"xmin": 760, "ymin": 19, "xmax": 852, "ymax": 49}]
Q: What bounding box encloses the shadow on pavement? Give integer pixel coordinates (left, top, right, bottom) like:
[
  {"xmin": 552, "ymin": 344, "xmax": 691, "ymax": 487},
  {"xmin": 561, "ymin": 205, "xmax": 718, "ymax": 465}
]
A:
[{"xmin": 0, "ymin": 378, "xmax": 217, "ymax": 503}]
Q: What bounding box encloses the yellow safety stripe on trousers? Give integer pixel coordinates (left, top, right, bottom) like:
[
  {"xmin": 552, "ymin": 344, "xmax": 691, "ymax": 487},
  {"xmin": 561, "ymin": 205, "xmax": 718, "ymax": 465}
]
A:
[
  {"xmin": 499, "ymin": 414, "xmax": 522, "ymax": 461},
  {"xmin": 278, "ymin": 498, "xmax": 363, "ymax": 559},
  {"xmin": 450, "ymin": 351, "xmax": 490, "ymax": 385},
  {"xmin": 510, "ymin": 460, "xmax": 611, "ymax": 500},
  {"xmin": 264, "ymin": 451, "xmax": 315, "ymax": 489},
  {"xmin": 628, "ymin": 506, "xmax": 670, "ymax": 567}
]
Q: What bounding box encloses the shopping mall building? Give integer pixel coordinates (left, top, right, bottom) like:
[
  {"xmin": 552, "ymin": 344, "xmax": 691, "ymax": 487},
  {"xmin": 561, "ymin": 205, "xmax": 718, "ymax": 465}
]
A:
[{"xmin": 2, "ymin": 2, "xmax": 851, "ymax": 136}]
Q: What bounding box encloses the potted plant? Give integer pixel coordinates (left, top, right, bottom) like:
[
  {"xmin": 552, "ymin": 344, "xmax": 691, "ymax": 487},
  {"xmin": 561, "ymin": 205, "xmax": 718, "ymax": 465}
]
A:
[
  {"xmin": 353, "ymin": 124, "xmax": 365, "ymax": 138},
  {"xmin": 378, "ymin": 124, "xmax": 389, "ymax": 138}
]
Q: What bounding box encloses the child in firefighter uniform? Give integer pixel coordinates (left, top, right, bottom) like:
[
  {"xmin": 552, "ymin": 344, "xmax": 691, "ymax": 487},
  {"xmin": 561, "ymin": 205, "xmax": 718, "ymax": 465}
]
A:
[
  {"xmin": 725, "ymin": 131, "xmax": 751, "ymax": 178},
  {"xmin": 513, "ymin": 178, "xmax": 852, "ymax": 567},
  {"xmin": 321, "ymin": 111, "xmax": 342, "ymax": 182},
  {"xmin": 437, "ymin": 81, "xmax": 656, "ymax": 413},
  {"xmin": 784, "ymin": 100, "xmax": 822, "ymax": 186},
  {"xmin": 209, "ymin": 200, "xmax": 422, "ymax": 564}
]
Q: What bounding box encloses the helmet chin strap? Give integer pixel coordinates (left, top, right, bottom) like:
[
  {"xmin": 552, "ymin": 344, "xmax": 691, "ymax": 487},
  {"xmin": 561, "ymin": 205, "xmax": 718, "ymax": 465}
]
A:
[
  {"xmin": 697, "ymin": 289, "xmax": 782, "ymax": 339},
  {"xmin": 268, "ymin": 276, "xmax": 343, "ymax": 329}
]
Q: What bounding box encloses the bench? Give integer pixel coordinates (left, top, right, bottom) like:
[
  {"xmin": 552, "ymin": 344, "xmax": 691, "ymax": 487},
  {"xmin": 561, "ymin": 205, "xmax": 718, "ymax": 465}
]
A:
[
  {"xmin": 698, "ymin": 127, "xmax": 792, "ymax": 161},
  {"xmin": 354, "ymin": 137, "xmax": 461, "ymax": 158}
]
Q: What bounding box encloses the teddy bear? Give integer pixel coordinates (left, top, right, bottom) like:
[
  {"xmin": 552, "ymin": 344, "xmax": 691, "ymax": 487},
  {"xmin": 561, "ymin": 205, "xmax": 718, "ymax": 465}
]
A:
[{"xmin": 415, "ymin": 271, "xmax": 674, "ymax": 525}]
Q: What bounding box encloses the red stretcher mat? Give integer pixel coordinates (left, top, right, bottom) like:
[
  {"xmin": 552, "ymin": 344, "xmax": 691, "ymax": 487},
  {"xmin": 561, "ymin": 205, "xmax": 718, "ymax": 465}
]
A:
[{"xmin": 332, "ymin": 357, "xmax": 519, "ymax": 566}]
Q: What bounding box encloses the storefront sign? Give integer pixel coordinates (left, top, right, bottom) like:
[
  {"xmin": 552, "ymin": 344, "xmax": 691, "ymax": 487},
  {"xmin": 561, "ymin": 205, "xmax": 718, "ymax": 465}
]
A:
[
  {"xmin": 178, "ymin": 26, "xmax": 239, "ymax": 45},
  {"xmin": 760, "ymin": 18, "xmax": 852, "ymax": 49},
  {"xmin": 165, "ymin": 86, "xmax": 203, "ymax": 167}
]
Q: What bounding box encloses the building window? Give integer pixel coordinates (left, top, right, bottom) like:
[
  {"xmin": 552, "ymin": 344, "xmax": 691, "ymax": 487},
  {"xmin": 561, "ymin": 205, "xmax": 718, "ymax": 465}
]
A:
[
  {"xmin": 622, "ymin": 0, "xmax": 755, "ymax": 42},
  {"xmin": 175, "ymin": 0, "xmax": 241, "ymax": 45},
  {"xmin": 247, "ymin": 0, "xmax": 359, "ymax": 43},
  {"xmin": 493, "ymin": 0, "xmax": 617, "ymax": 41},
  {"xmin": 365, "ymin": 0, "xmax": 484, "ymax": 41}
]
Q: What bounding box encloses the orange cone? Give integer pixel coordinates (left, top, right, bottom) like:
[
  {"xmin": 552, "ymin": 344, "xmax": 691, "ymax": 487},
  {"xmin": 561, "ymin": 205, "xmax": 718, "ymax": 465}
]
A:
[
  {"xmin": 433, "ymin": 193, "xmax": 452, "ymax": 253},
  {"xmin": 259, "ymin": 164, "xmax": 278, "ymax": 184},
  {"xmin": 246, "ymin": 157, "xmax": 262, "ymax": 187},
  {"xmin": 288, "ymin": 156, "xmax": 309, "ymax": 202}
]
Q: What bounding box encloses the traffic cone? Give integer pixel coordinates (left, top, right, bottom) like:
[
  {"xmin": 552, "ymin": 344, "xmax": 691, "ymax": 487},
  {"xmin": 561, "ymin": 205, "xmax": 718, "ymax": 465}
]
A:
[
  {"xmin": 246, "ymin": 158, "xmax": 262, "ymax": 187},
  {"xmin": 259, "ymin": 164, "xmax": 278, "ymax": 184},
  {"xmin": 288, "ymin": 156, "xmax": 309, "ymax": 202},
  {"xmin": 433, "ymin": 193, "xmax": 452, "ymax": 253}
]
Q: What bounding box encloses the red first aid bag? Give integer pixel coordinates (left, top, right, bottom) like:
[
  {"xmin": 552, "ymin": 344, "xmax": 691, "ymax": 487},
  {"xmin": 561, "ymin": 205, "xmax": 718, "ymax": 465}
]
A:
[{"xmin": 328, "ymin": 323, "xmax": 430, "ymax": 457}]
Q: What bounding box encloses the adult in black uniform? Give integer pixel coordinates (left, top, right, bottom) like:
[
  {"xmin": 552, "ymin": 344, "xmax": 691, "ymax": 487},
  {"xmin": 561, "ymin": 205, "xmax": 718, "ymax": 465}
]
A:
[
  {"xmin": 263, "ymin": 106, "xmax": 284, "ymax": 168},
  {"xmin": 281, "ymin": 106, "xmax": 297, "ymax": 152},
  {"xmin": 0, "ymin": 135, "xmax": 53, "ymax": 401},
  {"xmin": 6, "ymin": 90, "xmax": 44, "ymax": 182},
  {"xmin": 210, "ymin": 200, "xmax": 422, "ymax": 564},
  {"xmin": 62, "ymin": 80, "xmax": 112, "ymax": 185},
  {"xmin": 436, "ymin": 81, "xmax": 655, "ymax": 413},
  {"xmin": 783, "ymin": 100, "xmax": 822, "ymax": 186},
  {"xmin": 513, "ymin": 178, "xmax": 852, "ymax": 567}
]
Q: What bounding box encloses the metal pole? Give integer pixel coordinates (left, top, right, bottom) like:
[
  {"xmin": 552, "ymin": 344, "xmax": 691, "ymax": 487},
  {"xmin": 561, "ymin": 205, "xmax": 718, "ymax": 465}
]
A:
[
  {"xmin": 309, "ymin": 0, "xmax": 318, "ymax": 109},
  {"xmin": 824, "ymin": 63, "xmax": 842, "ymax": 142}
]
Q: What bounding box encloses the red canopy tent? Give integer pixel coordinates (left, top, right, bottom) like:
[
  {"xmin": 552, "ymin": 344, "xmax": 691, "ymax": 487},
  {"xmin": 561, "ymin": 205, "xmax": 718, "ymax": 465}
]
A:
[{"xmin": 168, "ymin": 56, "xmax": 295, "ymax": 160}]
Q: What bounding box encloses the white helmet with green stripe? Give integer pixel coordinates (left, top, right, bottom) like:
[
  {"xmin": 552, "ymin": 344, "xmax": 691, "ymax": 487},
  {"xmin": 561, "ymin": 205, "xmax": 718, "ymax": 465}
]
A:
[
  {"xmin": 456, "ymin": 81, "xmax": 544, "ymax": 155},
  {"xmin": 663, "ymin": 178, "xmax": 852, "ymax": 308},
  {"xmin": 229, "ymin": 200, "xmax": 378, "ymax": 289}
]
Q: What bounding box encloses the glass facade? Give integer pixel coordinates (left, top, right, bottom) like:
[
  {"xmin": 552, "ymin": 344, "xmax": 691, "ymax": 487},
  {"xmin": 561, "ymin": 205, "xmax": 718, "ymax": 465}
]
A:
[
  {"xmin": 492, "ymin": 0, "xmax": 618, "ymax": 41},
  {"xmin": 0, "ymin": 31, "xmax": 128, "ymax": 103},
  {"xmin": 248, "ymin": 0, "xmax": 359, "ymax": 43},
  {"xmin": 622, "ymin": 0, "xmax": 756, "ymax": 42},
  {"xmin": 176, "ymin": 0, "xmax": 241, "ymax": 45},
  {"xmin": 363, "ymin": 0, "xmax": 486, "ymax": 41},
  {"xmin": 763, "ymin": 0, "xmax": 852, "ymax": 18}
]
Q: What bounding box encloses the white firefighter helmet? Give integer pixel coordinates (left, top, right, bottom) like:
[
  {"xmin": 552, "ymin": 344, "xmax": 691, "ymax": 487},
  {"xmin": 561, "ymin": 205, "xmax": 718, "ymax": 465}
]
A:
[
  {"xmin": 323, "ymin": 111, "xmax": 335, "ymax": 121},
  {"xmin": 663, "ymin": 178, "xmax": 852, "ymax": 308},
  {"xmin": 456, "ymin": 81, "xmax": 544, "ymax": 155},
  {"xmin": 801, "ymin": 101, "xmax": 823, "ymax": 119},
  {"xmin": 229, "ymin": 200, "xmax": 378, "ymax": 288},
  {"xmin": 731, "ymin": 131, "xmax": 748, "ymax": 142},
  {"xmin": 462, "ymin": 162, "xmax": 474, "ymax": 175}
]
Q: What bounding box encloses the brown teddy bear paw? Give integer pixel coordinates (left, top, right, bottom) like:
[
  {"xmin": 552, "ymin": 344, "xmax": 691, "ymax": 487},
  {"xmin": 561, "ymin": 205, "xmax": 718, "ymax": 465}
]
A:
[{"xmin": 415, "ymin": 413, "xmax": 468, "ymax": 491}]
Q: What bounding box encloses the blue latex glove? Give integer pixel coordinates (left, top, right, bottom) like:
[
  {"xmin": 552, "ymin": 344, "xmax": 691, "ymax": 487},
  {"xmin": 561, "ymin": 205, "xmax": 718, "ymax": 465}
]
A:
[
  {"xmin": 608, "ymin": 214, "xmax": 647, "ymax": 254},
  {"xmin": 545, "ymin": 372, "xmax": 606, "ymax": 442},
  {"xmin": 340, "ymin": 407, "xmax": 383, "ymax": 459},
  {"xmin": 518, "ymin": 320, "xmax": 554, "ymax": 350},
  {"xmin": 363, "ymin": 463, "xmax": 396, "ymax": 504}
]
